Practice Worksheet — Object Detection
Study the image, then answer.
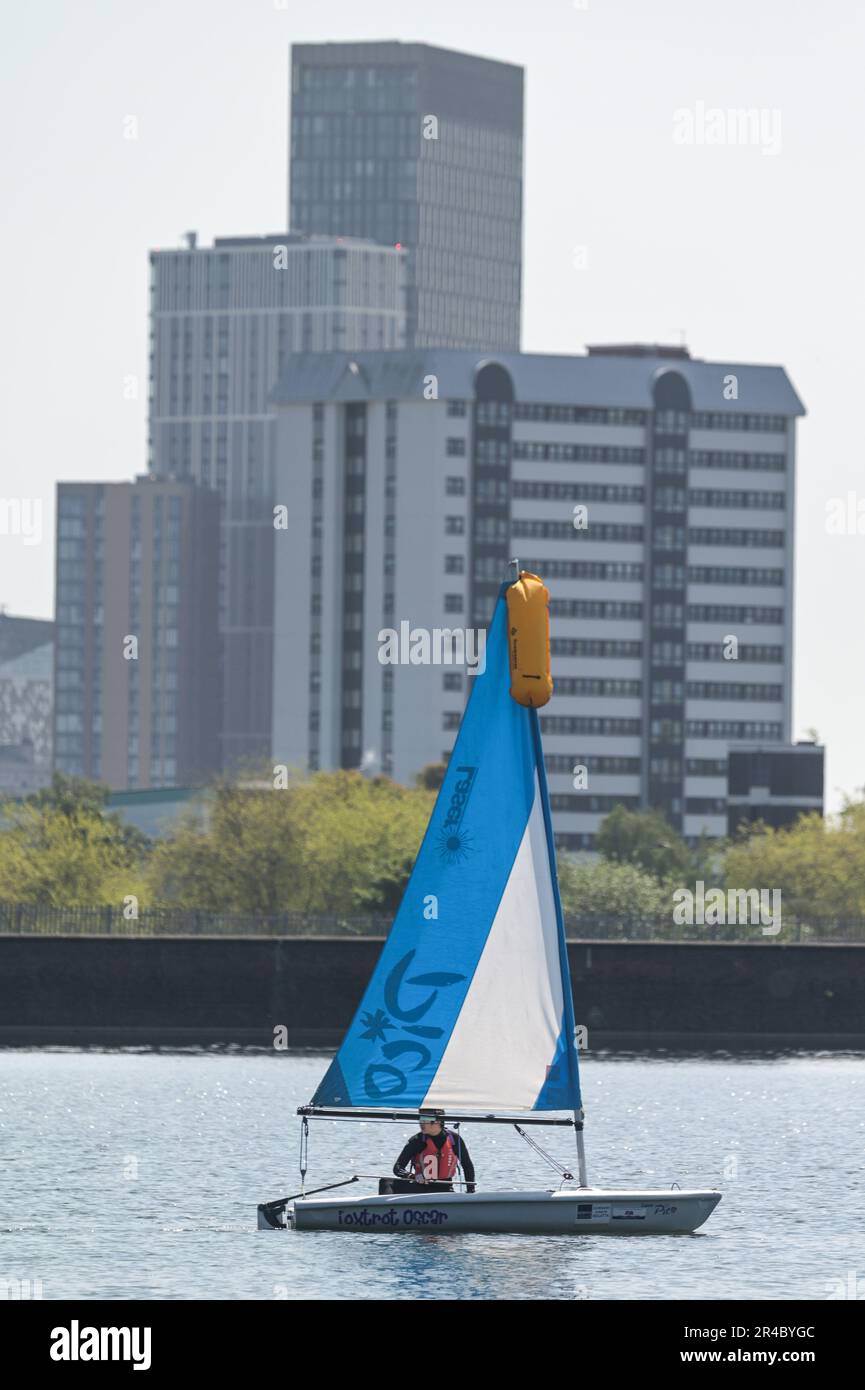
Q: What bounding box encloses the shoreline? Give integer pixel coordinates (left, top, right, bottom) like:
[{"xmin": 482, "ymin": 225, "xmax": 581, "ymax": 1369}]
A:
[{"xmin": 2, "ymin": 1027, "xmax": 864, "ymax": 1050}]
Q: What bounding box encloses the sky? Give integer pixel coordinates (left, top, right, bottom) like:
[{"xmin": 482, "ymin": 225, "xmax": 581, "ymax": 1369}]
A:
[{"xmin": 1, "ymin": 0, "xmax": 863, "ymax": 811}]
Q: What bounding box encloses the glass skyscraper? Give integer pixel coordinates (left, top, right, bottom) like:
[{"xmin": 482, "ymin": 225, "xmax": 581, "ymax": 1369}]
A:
[{"xmin": 289, "ymin": 41, "xmax": 524, "ymax": 350}]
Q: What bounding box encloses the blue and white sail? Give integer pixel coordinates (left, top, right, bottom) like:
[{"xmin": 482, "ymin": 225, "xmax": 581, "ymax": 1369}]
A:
[{"xmin": 312, "ymin": 585, "xmax": 581, "ymax": 1114}]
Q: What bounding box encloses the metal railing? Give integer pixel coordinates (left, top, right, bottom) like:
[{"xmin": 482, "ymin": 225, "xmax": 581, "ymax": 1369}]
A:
[
  {"xmin": 0, "ymin": 901, "xmax": 863, "ymax": 942},
  {"xmin": 0, "ymin": 903, "xmax": 392, "ymax": 937}
]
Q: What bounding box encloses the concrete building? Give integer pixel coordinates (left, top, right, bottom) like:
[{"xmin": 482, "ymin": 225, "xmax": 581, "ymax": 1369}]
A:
[
  {"xmin": 289, "ymin": 41, "xmax": 523, "ymax": 350},
  {"xmin": 270, "ymin": 345, "xmax": 804, "ymax": 849},
  {"xmin": 0, "ymin": 614, "xmax": 54, "ymax": 794},
  {"xmin": 727, "ymin": 741, "xmax": 824, "ymax": 834},
  {"xmin": 149, "ymin": 232, "xmax": 407, "ymax": 770},
  {"xmin": 53, "ymin": 478, "xmax": 220, "ymax": 790}
]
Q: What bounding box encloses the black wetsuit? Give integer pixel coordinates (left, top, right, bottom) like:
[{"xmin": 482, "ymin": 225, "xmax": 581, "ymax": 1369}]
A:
[{"xmin": 378, "ymin": 1128, "xmax": 476, "ymax": 1195}]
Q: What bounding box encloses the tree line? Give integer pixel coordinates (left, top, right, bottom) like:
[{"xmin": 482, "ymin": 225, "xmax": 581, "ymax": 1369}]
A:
[{"xmin": 0, "ymin": 772, "xmax": 861, "ymax": 924}]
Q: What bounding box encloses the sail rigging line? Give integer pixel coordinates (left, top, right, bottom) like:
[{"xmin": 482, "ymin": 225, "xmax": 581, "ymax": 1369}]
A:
[{"xmin": 513, "ymin": 1123, "xmax": 574, "ymax": 1182}]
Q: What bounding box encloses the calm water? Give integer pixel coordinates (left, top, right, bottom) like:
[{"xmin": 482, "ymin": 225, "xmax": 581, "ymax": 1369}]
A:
[{"xmin": 1, "ymin": 1050, "xmax": 862, "ymax": 1301}]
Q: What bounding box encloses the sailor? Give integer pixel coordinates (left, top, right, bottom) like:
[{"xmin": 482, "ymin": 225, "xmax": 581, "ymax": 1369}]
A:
[{"xmin": 379, "ymin": 1110, "xmax": 476, "ymax": 1195}]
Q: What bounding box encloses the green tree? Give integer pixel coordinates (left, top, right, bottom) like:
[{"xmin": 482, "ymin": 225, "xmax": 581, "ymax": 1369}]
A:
[
  {"xmin": 356, "ymin": 855, "xmax": 417, "ymax": 915},
  {"xmin": 724, "ymin": 801, "xmax": 865, "ymax": 924},
  {"xmin": 147, "ymin": 770, "xmax": 435, "ymax": 915},
  {"xmin": 558, "ymin": 854, "xmax": 671, "ymax": 929},
  {"xmin": 280, "ymin": 772, "xmax": 434, "ymax": 913},
  {"xmin": 415, "ymin": 763, "xmax": 447, "ymax": 791},
  {"xmin": 24, "ymin": 772, "xmax": 151, "ymax": 855},
  {"xmin": 0, "ymin": 800, "xmax": 147, "ymax": 906},
  {"xmin": 596, "ymin": 805, "xmax": 695, "ymax": 881},
  {"xmin": 25, "ymin": 771, "xmax": 109, "ymax": 818},
  {"xmin": 145, "ymin": 779, "xmax": 303, "ymax": 914}
]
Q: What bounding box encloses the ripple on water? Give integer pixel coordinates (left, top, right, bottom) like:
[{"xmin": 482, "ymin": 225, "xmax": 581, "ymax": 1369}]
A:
[{"xmin": 1, "ymin": 1049, "xmax": 862, "ymax": 1300}]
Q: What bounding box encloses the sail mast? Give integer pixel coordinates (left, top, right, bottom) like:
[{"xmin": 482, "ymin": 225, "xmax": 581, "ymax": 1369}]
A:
[{"xmin": 528, "ymin": 703, "xmax": 588, "ymax": 1185}]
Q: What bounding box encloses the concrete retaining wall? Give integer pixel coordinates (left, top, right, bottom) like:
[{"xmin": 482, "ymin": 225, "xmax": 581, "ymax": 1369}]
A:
[{"xmin": 1, "ymin": 936, "xmax": 863, "ymax": 1048}]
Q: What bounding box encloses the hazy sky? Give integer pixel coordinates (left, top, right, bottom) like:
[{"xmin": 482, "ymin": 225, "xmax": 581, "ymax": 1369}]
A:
[{"xmin": 2, "ymin": 0, "xmax": 863, "ymax": 810}]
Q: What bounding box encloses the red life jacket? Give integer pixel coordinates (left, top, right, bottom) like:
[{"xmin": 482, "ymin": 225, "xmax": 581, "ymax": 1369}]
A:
[{"xmin": 412, "ymin": 1131, "xmax": 459, "ymax": 1182}]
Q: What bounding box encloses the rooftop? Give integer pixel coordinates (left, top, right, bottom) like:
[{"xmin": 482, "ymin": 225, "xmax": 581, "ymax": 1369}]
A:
[
  {"xmin": 271, "ymin": 347, "xmax": 806, "ymax": 415},
  {"xmin": 150, "ymin": 232, "xmax": 403, "ymax": 255},
  {"xmin": 0, "ymin": 613, "xmax": 54, "ymax": 663}
]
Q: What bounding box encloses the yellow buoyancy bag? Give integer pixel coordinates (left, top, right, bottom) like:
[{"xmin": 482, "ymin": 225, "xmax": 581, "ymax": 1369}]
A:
[{"xmin": 506, "ymin": 571, "xmax": 553, "ymax": 707}]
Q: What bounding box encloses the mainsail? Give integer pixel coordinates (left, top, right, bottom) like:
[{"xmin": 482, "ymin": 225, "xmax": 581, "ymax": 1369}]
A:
[{"xmin": 312, "ymin": 584, "xmax": 581, "ymax": 1114}]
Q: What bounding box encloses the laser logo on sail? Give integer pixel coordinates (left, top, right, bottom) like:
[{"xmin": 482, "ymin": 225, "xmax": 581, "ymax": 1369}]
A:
[{"xmin": 437, "ymin": 765, "xmax": 477, "ymax": 864}]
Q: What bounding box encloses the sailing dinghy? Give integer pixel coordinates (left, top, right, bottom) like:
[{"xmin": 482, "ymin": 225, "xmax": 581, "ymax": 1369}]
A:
[{"xmin": 258, "ymin": 571, "xmax": 721, "ymax": 1235}]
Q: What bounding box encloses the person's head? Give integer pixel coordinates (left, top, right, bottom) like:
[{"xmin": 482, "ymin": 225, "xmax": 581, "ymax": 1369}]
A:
[{"xmin": 418, "ymin": 1109, "xmax": 445, "ymax": 1136}]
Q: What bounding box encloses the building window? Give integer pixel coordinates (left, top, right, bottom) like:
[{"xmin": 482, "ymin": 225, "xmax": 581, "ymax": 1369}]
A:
[
  {"xmin": 691, "ymin": 412, "xmax": 787, "ymax": 433},
  {"xmin": 689, "ymin": 528, "xmax": 785, "ymax": 549},
  {"xmin": 688, "ymin": 566, "xmax": 784, "ymax": 587}
]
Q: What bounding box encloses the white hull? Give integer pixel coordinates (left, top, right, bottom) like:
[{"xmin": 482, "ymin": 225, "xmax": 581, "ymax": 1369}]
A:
[{"xmin": 261, "ymin": 1187, "xmax": 721, "ymax": 1235}]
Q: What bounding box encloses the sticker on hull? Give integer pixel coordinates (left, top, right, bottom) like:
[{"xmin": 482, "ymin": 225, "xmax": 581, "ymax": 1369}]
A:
[
  {"xmin": 336, "ymin": 1207, "xmax": 449, "ymax": 1228},
  {"xmin": 611, "ymin": 1203, "xmax": 679, "ymax": 1220},
  {"xmin": 576, "ymin": 1203, "xmax": 611, "ymax": 1222}
]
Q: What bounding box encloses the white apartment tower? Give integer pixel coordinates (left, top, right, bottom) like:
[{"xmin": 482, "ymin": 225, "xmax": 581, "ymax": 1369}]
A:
[{"xmin": 271, "ymin": 345, "xmax": 804, "ymax": 849}]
